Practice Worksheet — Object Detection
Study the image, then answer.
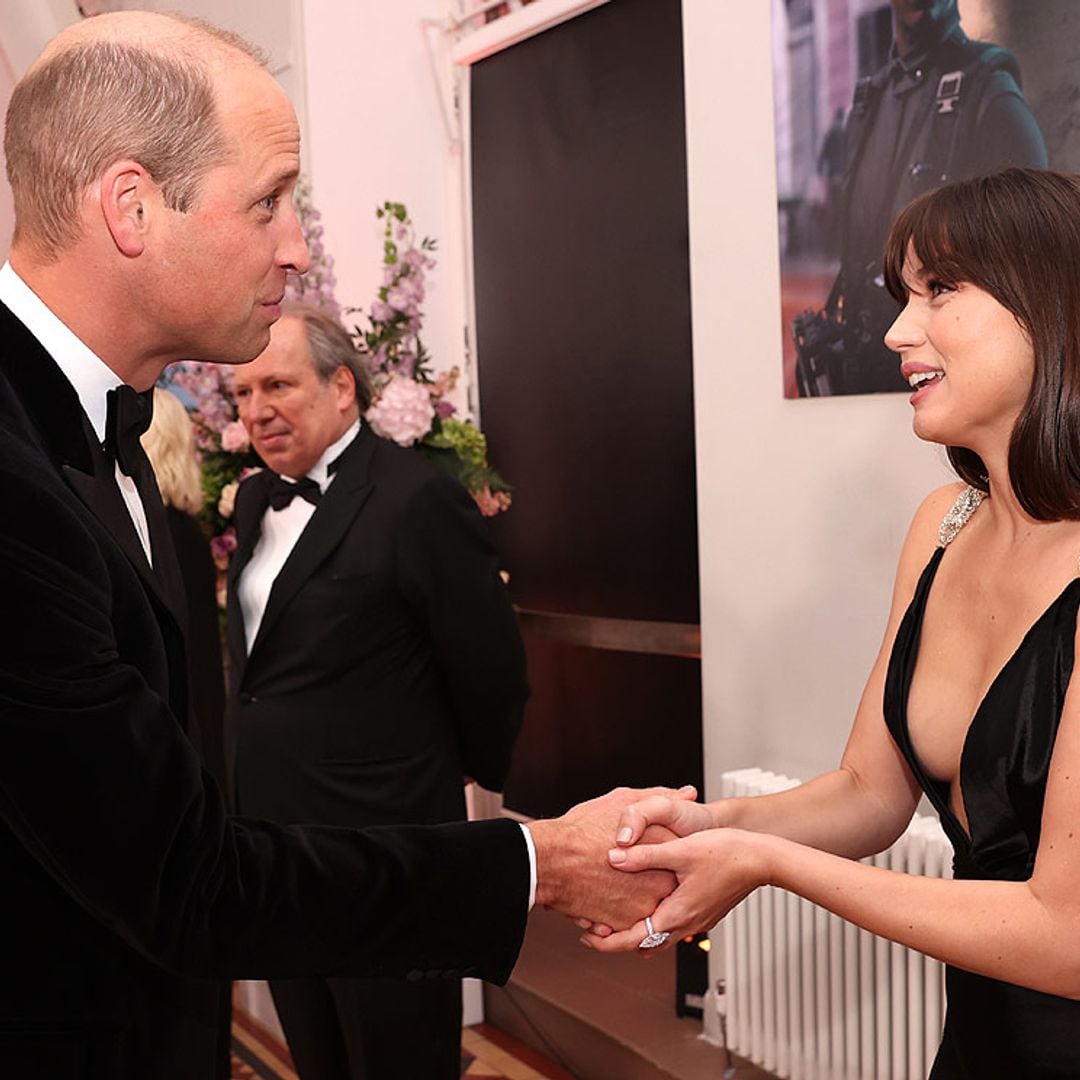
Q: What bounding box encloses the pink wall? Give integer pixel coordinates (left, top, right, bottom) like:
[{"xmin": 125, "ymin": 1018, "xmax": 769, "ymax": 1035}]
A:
[{"xmin": 301, "ymin": 0, "xmax": 464, "ymax": 398}]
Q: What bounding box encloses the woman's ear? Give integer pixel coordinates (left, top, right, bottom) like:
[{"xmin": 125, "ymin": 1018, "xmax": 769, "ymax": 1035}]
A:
[{"xmin": 99, "ymin": 160, "xmax": 152, "ymax": 258}]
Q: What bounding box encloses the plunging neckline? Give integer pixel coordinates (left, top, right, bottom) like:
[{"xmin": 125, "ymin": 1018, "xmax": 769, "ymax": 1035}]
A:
[{"xmin": 898, "ymin": 546, "xmax": 1080, "ymax": 845}]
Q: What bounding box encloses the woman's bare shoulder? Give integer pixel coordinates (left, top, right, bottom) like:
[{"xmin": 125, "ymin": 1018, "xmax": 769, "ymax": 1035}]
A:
[{"xmin": 893, "ymin": 482, "xmax": 972, "ymax": 590}]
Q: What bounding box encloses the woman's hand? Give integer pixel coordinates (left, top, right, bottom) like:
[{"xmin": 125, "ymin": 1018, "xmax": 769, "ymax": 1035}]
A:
[
  {"xmin": 573, "ymin": 794, "xmax": 718, "ymax": 936},
  {"xmin": 613, "ymin": 793, "xmax": 718, "ymax": 847},
  {"xmin": 580, "ymin": 827, "xmax": 772, "ymax": 953}
]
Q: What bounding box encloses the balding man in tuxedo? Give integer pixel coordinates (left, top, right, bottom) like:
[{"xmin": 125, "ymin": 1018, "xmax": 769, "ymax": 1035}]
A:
[{"xmin": 0, "ymin": 12, "xmax": 685, "ymax": 1080}]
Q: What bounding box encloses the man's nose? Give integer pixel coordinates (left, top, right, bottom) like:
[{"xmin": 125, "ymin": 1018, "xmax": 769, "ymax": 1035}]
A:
[{"xmin": 278, "ymin": 200, "xmax": 310, "ymax": 276}]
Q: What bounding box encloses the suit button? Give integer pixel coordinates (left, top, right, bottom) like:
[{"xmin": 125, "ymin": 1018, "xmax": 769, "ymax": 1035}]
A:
[
  {"xmin": 406, "ymin": 970, "xmax": 423, "ymax": 982},
  {"xmin": 239, "ymin": 692, "xmax": 256, "ymax": 705}
]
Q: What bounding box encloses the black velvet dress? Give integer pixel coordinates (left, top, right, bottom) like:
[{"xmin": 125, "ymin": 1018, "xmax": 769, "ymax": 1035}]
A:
[{"xmin": 884, "ymin": 539, "xmax": 1080, "ymax": 1078}]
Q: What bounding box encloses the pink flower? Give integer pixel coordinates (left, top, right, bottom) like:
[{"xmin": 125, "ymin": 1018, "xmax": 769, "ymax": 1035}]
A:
[
  {"xmin": 220, "ymin": 420, "xmax": 250, "ymax": 453},
  {"xmin": 473, "ymin": 486, "xmax": 511, "ymax": 517},
  {"xmin": 217, "ymin": 481, "xmax": 239, "ymax": 520},
  {"xmin": 365, "ymin": 375, "xmax": 435, "ymax": 447}
]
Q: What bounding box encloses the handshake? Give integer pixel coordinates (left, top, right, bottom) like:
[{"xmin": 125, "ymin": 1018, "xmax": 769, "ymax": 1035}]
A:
[{"xmin": 525, "ymin": 784, "xmax": 701, "ymax": 948}]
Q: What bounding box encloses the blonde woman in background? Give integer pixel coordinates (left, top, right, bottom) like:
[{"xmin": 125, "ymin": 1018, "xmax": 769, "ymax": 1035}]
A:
[{"xmin": 142, "ymin": 387, "xmax": 228, "ymax": 792}]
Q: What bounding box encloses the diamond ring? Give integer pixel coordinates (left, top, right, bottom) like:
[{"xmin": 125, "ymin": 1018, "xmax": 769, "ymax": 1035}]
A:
[{"xmin": 639, "ymin": 915, "xmax": 670, "ymax": 950}]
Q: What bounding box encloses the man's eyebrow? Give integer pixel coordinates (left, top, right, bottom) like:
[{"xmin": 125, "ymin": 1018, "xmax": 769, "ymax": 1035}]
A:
[{"xmin": 261, "ymin": 166, "xmax": 300, "ymax": 191}]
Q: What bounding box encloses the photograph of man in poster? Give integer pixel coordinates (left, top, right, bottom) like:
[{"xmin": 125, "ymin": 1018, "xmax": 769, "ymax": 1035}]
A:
[{"xmin": 781, "ymin": 0, "xmax": 1046, "ymax": 397}]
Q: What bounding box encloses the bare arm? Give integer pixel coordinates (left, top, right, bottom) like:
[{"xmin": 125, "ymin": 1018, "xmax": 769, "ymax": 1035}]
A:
[
  {"xmin": 593, "ymin": 677, "xmax": 1080, "ymax": 999},
  {"xmin": 617, "ymin": 485, "xmax": 962, "ymax": 860},
  {"xmin": 589, "ymin": 491, "xmax": 1080, "ymax": 998}
]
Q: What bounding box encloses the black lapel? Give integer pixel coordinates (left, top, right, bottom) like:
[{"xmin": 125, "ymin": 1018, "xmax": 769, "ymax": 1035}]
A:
[
  {"xmin": 0, "ymin": 302, "xmax": 174, "ymax": 614},
  {"xmin": 247, "ymin": 426, "xmax": 377, "ymax": 661},
  {"xmin": 62, "ymin": 426, "xmax": 155, "ymax": 581}
]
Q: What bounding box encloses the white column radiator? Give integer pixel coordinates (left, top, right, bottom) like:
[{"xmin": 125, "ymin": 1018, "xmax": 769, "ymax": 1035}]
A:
[{"xmin": 718, "ymin": 768, "xmax": 952, "ymax": 1080}]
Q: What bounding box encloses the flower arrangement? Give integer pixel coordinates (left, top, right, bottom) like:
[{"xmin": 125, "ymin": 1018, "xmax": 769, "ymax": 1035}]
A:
[
  {"xmin": 164, "ymin": 186, "xmax": 510, "ymax": 598},
  {"xmin": 164, "ymin": 362, "xmax": 258, "ymax": 588},
  {"xmin": 354, "ymin": 201, "xmax": 510, "ymax": 513}
]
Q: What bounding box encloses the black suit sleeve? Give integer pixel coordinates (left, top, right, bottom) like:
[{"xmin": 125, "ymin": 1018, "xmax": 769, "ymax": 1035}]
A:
[
  {"xmin": 396, "ymin": 472, "xmax": 529, "ymax": 791},
  {"xmin": 0, "ymin": 457, "xmax": 528, "ymax": 983}
]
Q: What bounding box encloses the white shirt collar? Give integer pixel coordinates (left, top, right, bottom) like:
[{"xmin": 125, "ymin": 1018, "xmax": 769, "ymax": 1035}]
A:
[
  {"xmin": 294, "ymin": 418, "xmax": 361, "ymax": 492},
  {"xmin": 0, "ymin": 261, "xmax": 123, "ymax": 443}
]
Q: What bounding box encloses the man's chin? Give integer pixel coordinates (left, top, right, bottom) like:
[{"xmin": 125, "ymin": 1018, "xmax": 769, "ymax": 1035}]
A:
[{"xmin": 211, "ymin": 328, "xmax": 273, "ymax": 367}]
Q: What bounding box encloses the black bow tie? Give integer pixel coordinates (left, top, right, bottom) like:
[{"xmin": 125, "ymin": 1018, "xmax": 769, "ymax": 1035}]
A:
[
  {"xmin": 267, "ymin": 473, "xmax": 322, "ymax": 511},
  {"xmin": 104, "ymin": 385, "xmax": 154, "ymax": 477}
]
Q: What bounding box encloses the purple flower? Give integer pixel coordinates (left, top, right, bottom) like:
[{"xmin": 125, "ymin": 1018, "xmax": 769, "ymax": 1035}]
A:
[
  {"xmin": 386, "ymin": 285, "xmax": 411, "ymax": 312},
  {"xmin": 371, "ymin": 299, "xmax": 395, "ymax": 322},
  {"xmin": 436, "ymin": 400, "xmax": 456, "ymax": 419},
  {"xmin": 210, "ymin": 528, "xmax": 238, "ymax": 570}
]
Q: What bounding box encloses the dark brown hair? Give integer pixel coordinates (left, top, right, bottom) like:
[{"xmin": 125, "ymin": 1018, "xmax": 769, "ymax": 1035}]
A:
[{"xmin": 883, "ymin": 168, "xmax": 1080, "ymax": 521}]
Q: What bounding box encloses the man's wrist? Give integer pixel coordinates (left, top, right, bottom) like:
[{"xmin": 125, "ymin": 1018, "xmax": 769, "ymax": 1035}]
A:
[
  {"xmin": 518, "ymin": 821, "xmax": 537, "ymax": 909},
  {"xmin": 524, "ymin": 818, "xmax": 561, "ymax": 910}
]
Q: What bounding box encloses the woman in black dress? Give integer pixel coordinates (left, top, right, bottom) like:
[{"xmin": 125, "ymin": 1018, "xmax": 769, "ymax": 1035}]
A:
[{"xmin": 587, "ymin": 169, "xmax": 1080, "ymax": 1077}]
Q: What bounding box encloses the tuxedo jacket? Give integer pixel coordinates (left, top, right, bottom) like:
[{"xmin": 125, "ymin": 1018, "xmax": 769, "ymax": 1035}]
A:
[
  {"xmin": 227, "ymin": 423, "xmax": 528, "ymax": 830},
  {"xmin": 0, "ymin": 302, "xmax": 529, "ymax": 1080}
]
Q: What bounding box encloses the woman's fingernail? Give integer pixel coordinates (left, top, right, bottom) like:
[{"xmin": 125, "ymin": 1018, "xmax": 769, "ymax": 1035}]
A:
[
  {"xmin": 609, "ymin": 847, "xmax": 628, "ymax": 864},
  {"xmin": 617, "ymin": 827, "xmax": 633, "ymax": 844}
]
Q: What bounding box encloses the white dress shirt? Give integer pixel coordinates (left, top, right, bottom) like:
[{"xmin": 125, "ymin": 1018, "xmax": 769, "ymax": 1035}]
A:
[
  {"xmin": 0, "ymin": 261, "xmax": 152, "ymax": 564},
  {"xmin": 237, "ymin": 419, "xmax": 360, "ymax": 653}
]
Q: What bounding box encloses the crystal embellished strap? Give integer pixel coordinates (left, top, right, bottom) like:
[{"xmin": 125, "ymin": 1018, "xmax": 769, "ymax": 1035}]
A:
[{"xmin": 938, "ymin": 485, "xmax": 985, "ymax": 547}]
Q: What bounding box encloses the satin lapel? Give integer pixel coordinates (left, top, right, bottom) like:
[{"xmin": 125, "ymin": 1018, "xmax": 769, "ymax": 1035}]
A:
[
  {"xmin": 248, "ymin": 428, "xmax": 377, "ymax": 660},
  {"xmin": 226, "ymin": 470, "xmax": 272, "ymax": 675}
]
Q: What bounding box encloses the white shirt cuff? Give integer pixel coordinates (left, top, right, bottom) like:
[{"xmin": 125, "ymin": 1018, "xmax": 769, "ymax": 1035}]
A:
[{"xmin": 519, "ymin": 822, "xmax": 537, "ymax": 910}]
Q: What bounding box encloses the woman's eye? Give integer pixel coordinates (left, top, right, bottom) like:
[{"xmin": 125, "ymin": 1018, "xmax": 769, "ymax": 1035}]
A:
[{"xmin": 927, "ymin": 279, "xmax": 955, "ymax": 299}]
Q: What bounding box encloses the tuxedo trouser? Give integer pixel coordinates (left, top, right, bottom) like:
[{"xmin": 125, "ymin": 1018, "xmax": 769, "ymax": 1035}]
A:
[{"xmin": 270, "ymin": 974, "xmax": 462, "ymax": 1080}]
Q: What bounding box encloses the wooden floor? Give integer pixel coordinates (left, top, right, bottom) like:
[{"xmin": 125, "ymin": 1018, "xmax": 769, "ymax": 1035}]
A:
[{"xmin": 229, "ymin": 1010, "xmax": 574, "ymax": 1080}]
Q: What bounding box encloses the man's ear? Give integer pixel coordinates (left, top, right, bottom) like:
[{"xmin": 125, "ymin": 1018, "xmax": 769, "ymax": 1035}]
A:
[
  {"xmin": 99, "ymin": 160, "xmax": 153, "ymax": 258},
  {"xmin": 332, "ymin": 365, "xmax": 358, "ymax": 411}
]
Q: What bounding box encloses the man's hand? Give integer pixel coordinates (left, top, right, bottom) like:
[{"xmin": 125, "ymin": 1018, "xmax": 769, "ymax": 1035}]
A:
[
  {"xmin": 526, "ymin": 785, "xmax": 697, "ymax": 930},
  {"xmin": 582, "ymin": 827, "xmax": 772, "ymax": 953}
]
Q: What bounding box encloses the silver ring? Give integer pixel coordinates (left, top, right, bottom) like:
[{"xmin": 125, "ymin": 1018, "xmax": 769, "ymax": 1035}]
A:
[{"xmin": 639, "ymin": 915, "xmax": 670, "ymax": 950}]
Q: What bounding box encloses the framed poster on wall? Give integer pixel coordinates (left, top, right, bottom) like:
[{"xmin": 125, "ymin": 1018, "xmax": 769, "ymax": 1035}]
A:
[{"xmin": 773, "ymin": 0, "xmax": 1080, "ymax": 399}]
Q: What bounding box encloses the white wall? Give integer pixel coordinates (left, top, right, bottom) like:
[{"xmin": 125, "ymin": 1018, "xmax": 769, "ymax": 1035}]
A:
[
  {"xmin": 681, "ymin": 0, "xmax": 953, "ymax": 789},
  {"xmin": 301, "ymin": 0, "xmax": 468, "ymax": 409}
]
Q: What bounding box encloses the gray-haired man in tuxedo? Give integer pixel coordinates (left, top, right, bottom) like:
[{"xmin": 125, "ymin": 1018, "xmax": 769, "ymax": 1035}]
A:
[{"xmin": 228, "ymin": 305, "xmax": 529, "ymax": 1079}]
